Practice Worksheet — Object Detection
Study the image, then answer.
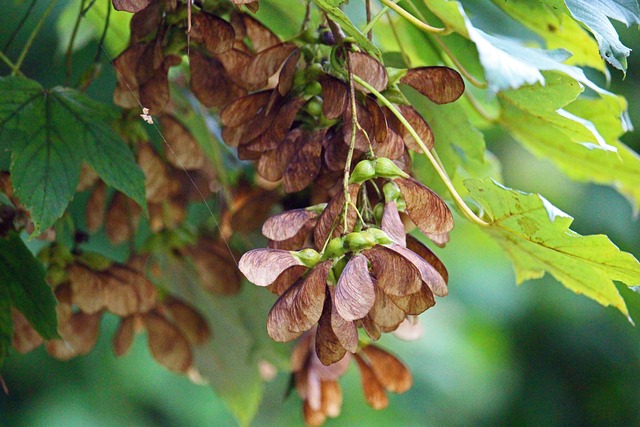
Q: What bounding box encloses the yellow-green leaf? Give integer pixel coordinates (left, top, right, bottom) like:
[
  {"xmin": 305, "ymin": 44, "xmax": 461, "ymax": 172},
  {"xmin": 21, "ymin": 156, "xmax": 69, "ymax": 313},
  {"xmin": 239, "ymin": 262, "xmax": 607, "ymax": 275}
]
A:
[{"xmin": 466, "ymin": 178, "xmax": 640, "ymax": 318}]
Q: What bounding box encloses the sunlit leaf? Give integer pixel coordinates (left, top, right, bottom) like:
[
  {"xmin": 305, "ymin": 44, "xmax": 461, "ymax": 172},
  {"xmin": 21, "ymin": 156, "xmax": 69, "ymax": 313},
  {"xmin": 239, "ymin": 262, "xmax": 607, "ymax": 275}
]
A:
[{"xmin": 466, "ymin": 178, "xmax": 640, "ymax": 317}]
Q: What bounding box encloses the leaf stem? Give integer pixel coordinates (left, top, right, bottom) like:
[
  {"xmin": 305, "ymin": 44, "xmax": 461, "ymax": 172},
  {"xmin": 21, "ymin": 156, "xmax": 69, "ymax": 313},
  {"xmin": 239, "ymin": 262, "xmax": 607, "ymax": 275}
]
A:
[
  {"xmin": 14, "ymin": 0, "xmax": 59, "ymax": 75},
  {"xmin": 352, "ymin": 75, "xmax": 490, "ymax": 227},
  {"xmin": 361, "ymin": 5, "xmax": 389, "ymax": 35},
  {"xmin": 3, "ymin": 0, "xmax": 39, "ymax": 51},
  {"xmin": 432, "ymin": 36, "xmax": 487, "ymax": 89},
  {"xmin": 66, "ymin": 0, "xmax": 87, "ymax": 85},
  {"xmin": 385, "ymin": 11, "xmax": 411, "ymax": 68},
  {"xmin": 0, "ymin": 50, "xmax": 24, "ymax": 76},
  {"xmin": 379, "ymin": 0, "xmax": 447, "ymax": 34}
]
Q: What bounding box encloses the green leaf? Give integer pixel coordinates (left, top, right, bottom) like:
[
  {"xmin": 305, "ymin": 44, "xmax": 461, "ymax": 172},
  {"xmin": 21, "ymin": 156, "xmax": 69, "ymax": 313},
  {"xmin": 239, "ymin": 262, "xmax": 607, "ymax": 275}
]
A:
[
  {"xmin": 0, "ymin": 284, "xmax": 11, "ymax": 368},
  {"xmin": 564, "ymin": 0, "xmax": 640, "ymax": 72},
  {"xmin": 0, "ymin": 231, "xmax": 58, "ymax": 339},
  {"xmin": 312, "ymin": 0, "xmax": 382, "ymax": 58},
  {"xmin": 564, "ymin": 96, "xmax": 640, "ymax": 210},
  {"xmin": 498, "ymin": 71, "xmax": 640, "ymax": 208},
  {"xmin": 0, "ymin": 76, "xmax": 146, "ymax": 233},
  {"xmin": 152, "ymin": 253, "xmax": 290, "ymax": 427},
  {"xmin": 465, "ymin": 178, "xmax": 640, "ymax": 317},
  {"xmin": 423, "ymin": 0, "xmax": 604, "ymax": 94},
  {"xmin": 491, "ymin": 0, "xmax": 605, "ymax": 71}
]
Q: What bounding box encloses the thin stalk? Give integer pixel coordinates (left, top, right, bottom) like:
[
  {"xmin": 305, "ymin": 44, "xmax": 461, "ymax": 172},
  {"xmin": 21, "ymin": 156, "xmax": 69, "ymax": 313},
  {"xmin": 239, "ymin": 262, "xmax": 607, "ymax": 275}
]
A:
[
  {"xmin": 343, "ymin": 68, "xmax": 359, "ymax": 231},
  {"xmin": 352, "ymin": 75, "xmax": 490, "ymax": 227},
  {"xmin": 65, "ymin": 0, "xmax": 87, "ymax": 85},
  {"xmin": 366, "ymin": 0, "xmax": 372, "ymax": 40},
  {"xmin": 0, "ymin": 50, "xmax": 23, "ymax": 76},
  {"xmin": 93, "ymin": 0, "xmax": 111, "ymax": 63},
  {"xmin": 386, "ymin": 11, "xmax": 411, "ymax": 67},
  {"xmin": 464, "ymin": 90, "xmax": 498, "ymax": 123},
  {"xmin": 361, "ymin": 5, "xmax": 390, "ymax": 35},
  {"xmin": 3, "ymin": 0, "xmax": 39, "ymax": 51},
  {"xmin": 379, "ymin": 0, "xmax": 447, "ymax": 34},
  {"xmin": 14, "ymin": 0, "xmax": 59, "ymax": 75}
]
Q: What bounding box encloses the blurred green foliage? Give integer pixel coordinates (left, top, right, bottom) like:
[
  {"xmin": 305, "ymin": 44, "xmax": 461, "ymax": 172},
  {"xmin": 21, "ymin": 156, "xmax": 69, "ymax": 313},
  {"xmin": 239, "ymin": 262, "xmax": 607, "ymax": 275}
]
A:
[{"xmin": 1, "ymin": 1, "xmax": 640, "ymax": 426}]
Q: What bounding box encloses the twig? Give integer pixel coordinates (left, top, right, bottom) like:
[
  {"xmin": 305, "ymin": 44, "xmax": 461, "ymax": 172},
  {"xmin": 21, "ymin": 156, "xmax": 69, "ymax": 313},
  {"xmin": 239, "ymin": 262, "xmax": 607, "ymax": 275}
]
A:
[{"xmin": 14, "ymin": 0, "xmax": 59, "ymax": 75}]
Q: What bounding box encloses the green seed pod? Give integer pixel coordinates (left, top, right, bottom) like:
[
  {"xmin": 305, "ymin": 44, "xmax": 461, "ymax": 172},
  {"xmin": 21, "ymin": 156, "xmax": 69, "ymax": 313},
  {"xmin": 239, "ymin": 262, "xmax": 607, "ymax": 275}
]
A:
[
  {"xmin": 325, "ymin": 236, "xmax": 346, "ymax": 258},
  {"xmin": 396, "ymin": 198, "xmax": 407, "ymax": 212},
  {"xmin": 374, "ymin": 157, "xmax": 408, "ymax": 179},
  {"xmin": 304, "ymin": 81, "xmax": 323, "ymax": 98},
  {"xmin": 331, "ymin": 256, "xmax": 349, "ymax": 281},
  {"xmin": 386, "ymin": 67, "xmax": 408, "ymax": 86},
  {"xmin": 383, "ymin": 181, "xmax": 402, "ymax": 203},
  {"xmin": 295, "ymin": 248, "xmax": 322, "ymax": 267},
  {"xmin": 343, "ymin": 232, "xmax": 369, "ymax": 251},
  {"xmin": 77, "ymin": 251, "xmax": 112, "ymax": 271},
  {"xmin": 349, "ymin": 159, "xmax": 376, "ymax": 184},
  {"xmin": 305, "ymin": 96, "xmax": 323, "ymax": 117},
  {"xmin": 373, "ymin": 202, "xmax": 384, "ymax": 223},
  {"xmin": 365, "ymin": 228, "xmax": 393, "ymax": 245}
]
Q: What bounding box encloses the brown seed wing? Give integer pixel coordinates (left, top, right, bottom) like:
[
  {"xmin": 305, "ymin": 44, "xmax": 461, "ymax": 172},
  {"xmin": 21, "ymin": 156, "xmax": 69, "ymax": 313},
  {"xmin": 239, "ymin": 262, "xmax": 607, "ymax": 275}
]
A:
[
  {"xmin": 112, "ymin": 0, "xmax": 152, "ymax": 12},
  {"xmin": 354, "ymin": 354, "xmax": 389, "ymax": 410},
  {"xmin": 406, "ymin": 234, "xmax": 449, "ymax": 283},
  {"xmin": 395, "ymin": 177, "xmax": 453, "ymax": 236},
  {"xmin": 242, "ymin": 14, "xmax": 280, "ymax": 53},
  {"xmin": 191, "ymin": 13, "xmax": 235, "ymax": 55},
  {"xmin": 349, "ymin": 51, "xmax": 388, "ymax": 93},
  {"xmin": 320, "ymin": 74, "xmax": 349, "ymax": 120},
  {"xmin": 220, "ymin": 90, "xmax": 272, "ymax": 127},
  {"xmin": 396, "ymin": 105, "xmax": 434, "ymax": 152},
  {"xmin": 386, "ymin": 242, "xmax": 447, "ymax": 297},
  {"xmin": 242, "ymin": 43, "xmax": 297, "ymax": 86},
  {"xmin": 313, "ymin": 184, "xmax": 361, "ymax": 250},
  {"xmin": 164, "ymin": 297, "xmax": 211, "ymax": 345},
  {"xmin": 113, "ymin": 316, "xmax": 136, "ymax": 356},
  {"xmin": 262, "ymin": 208, "xmax": 318, "ymax": 241},
  {"xmin": 238, "ymin": 248, "xmax": 303, "ymax": 286},
  {"xmin": 364, "ymin": 246, "xmax": 422, "ymax": 296},
  {"xmin": 334, "ymin": 254, "xmax": 376, "ymax": 321},
  {"xmin": 381, "ymin": 201, "xmax": 406, "ymax": 247},
  {"xmin": 283, "ymin": 130, "xmax": 324, "ymax": 193},
  {"xmin": 361, "ymin": 345, "xmax": 412, "ymax": 393},
  {"xmin": 160, "ymin": 115, "xmax": 204, "ymax": 170},
  {"xmin": 144, "ymin": 312, "xmax": 192, "ymax": 373},
  {"xmin": 387, "ymin": 282, "xmax": 435, "ymax": 315},
  {"xmin": 401, "ymin": 66, "xmax": 464, "ymax": 104}
]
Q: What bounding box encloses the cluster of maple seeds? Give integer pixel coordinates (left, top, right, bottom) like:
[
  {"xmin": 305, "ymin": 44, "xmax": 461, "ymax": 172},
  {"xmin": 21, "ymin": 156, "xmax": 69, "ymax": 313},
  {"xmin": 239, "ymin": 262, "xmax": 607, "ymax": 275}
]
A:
[
  {"xmin": 4, "ymin": 0, "xmax": 466, "ymax": 423},
  {"xmin": 109, "ymin": 0, "xmax": 465, "ymax": 422}
]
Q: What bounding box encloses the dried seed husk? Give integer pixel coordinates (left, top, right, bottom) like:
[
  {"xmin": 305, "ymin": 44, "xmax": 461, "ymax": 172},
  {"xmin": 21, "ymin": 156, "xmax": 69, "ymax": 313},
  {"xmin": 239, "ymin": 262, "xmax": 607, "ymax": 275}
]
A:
[
  {"xmin": 241, "ymin": 43, "xmax": 297, "ymax": 86},
  {"xmin": 225, "ymin": 186, "xmax": 278, "ymax": 235},
  {"xmin": 386, "ymin": 242, "xmax": 447, "ymax": 297},
  {"xmin": 159, "ymin": 115, "xmax": 204, "ymax": 170},
  {"xmin": 395, "ymin": 177, "xmax": 453, "ymax": 236},
  {"xmin": 86, "ymin": 181, "xmax": 106, "ymax": 232},
  {"xmin": 190, "ymin": 50, "xmax": 245, "ymax": 109},
  {"xmin": 283, "ymin": 129, "xmax": 324, "ymax": 193},
  {"xmin": 320, "ymin": 380, "xmax": 342, "ymax": 418},
  {"xmin": 266, "ymin": 96, "xmax": 305, "ymax": 143},
  {"xmin": 348, "ymin": 51, "xmax": 388, "ymax": 93},
  {"xmin": 137, "ymin": 143, "xmax": 173, "ymax": 203},
  {"xmin": 320, "ymin": 74, "xmax": 349, "ymax": 119},
  {"xmin": 136, "ymin": 30, "xmax": 165, "ymax": 86},
  {"xmin": 77, "ymin": 163, "xmax": 99, "ymax": 192},
  {"xmin": 406, "ymin": 234, "xmax": 449, "ymax": 283},
  {"xmin": 322, "ymin": 128, "xmax": 350, "ymax": 172},
  {"xmin": 343, "ymin": 100, "xmax": 375, "ymax": 152},
  {"xmin": 396, "ymin": 105, "xmax": 434, "ymax": 153},
  {"xmin": 373, "ymin": 127, "xmax": 404, "ymax": 160},
  {"xmin": 313, "ymin": 183, "xmax": 360, "ymax": 250},
  {"xmin": 360, "ymin": 314, "xmax": 381, "ymax": 341},
  {"xmin": 364, "ymin": 245, "xmax": 422, "ymax": 296},
  {"xmin": 139, "ymin": 60, "xmax": 171, "ymax": 115},
  {"xmin": 189, "ymin": 239, "xmax": 242, "ymax": 295},
  {"xmin": 257, "ymin": 128, "xmax": 304, "ymax": 181},
  {"xmin": 387, "ymin": 282, "xmax": 435, "ymax": 315},
  {"xmin": 262, "ymin": 208, "xmax": 318, "ymax": 241},
  {"xmin": 242, "ymin": 14, "xmax": 280, "ymax": 53},
  {"xmin": 364, "ymin": 96, "xmax": 387, "ymax": 144},
  {"xmin": 191, "ymin": 13, "xmax": 235, "ymax": 55},
  {"xmin": 164, "ymin": 297, "xmax": 211, "ymax": 345},
  {"xmin": 238, "ymin": 248, "xmax": 304, "ymax": 287},
  {"xmin": 315, "ymin": 291, "xmax": 347, "ymax": 366},
  {"xmin": 267, "ymin": 260, "xmax": 331, "ymax": 341},
  {"xmin": 381, "ymin": 201, "xmax": 406, "ymax": 246},
  {"xmin": 130, "ymin": 2, "xmax": 161, "ymax": 43},
  {"xmin": 113, "ymin": 315, "xmax": 136, "ymax": 356},
  {"xmin": 11, "ymin": 308, "xmax": 43, "ymax": 353},
  {"xmin": 361, "ymin": 345, "xmax": 412, "ymax": 393},
  {"xmin": 220, "ymin": 90, "xmax": 272, "ymax": 127},
  {"xmin": 366, "ymin": 286, "xmax": 406, "ymax": 331},
  {"xmin": 303, "ymin": 399, "xmax": 327, "ymax": 427},
  {"xmin": 354, "ymin": 353, "xmax": 389, "ymax": 410},
  {"xmin": 113, "ymin": 44, "xmax": 145, "ymax": 91},
  {"xmin": 277, "ymin": 49, "xmax": 301, "ymax": 96},
  {"xmin": 144, "ymin": 312, "xmax": 192, "ymax": 373},
  {"xmin": 112, "ymin": 0, "xmax": 152, "ymax": 12},
  {"xmin": 215, "ymin": 48, "xmax": 255, "ymax": 89},
  {"xmin": 334, "ymin": 254, "xmax": 375, "ymax": 321},
  {"xmin": 45, "ymin": 311, "xmax": 102, "ymax": 360},
  {"xmin": 267, "ymin": 265, "xmax": 308, "ymax": 296},
  {"xmin": 401, "ymin": 66, "xmax": 464, "ymax": 104}
]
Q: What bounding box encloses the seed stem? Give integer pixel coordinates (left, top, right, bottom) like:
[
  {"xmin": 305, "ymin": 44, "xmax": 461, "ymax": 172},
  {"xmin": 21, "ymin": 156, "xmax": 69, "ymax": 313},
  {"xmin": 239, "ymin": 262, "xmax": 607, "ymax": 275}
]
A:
[
  {"xmin": 352, "ymin": 75, "xmax": 490, "ymax": 227},
  {"xmin": 379, "ymin": 0, "xmax": 447, "ymax": 34}
]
